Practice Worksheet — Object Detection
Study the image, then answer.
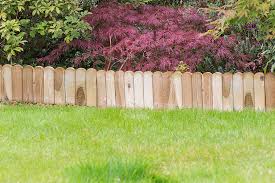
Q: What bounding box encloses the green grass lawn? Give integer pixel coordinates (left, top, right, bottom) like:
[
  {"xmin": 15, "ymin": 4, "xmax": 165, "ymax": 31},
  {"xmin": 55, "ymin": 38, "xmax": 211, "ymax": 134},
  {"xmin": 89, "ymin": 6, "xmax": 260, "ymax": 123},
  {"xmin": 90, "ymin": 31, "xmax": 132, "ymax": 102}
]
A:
[{"xmin": 0, "ymin": 104, "xmax": 274, "ymax": 183}]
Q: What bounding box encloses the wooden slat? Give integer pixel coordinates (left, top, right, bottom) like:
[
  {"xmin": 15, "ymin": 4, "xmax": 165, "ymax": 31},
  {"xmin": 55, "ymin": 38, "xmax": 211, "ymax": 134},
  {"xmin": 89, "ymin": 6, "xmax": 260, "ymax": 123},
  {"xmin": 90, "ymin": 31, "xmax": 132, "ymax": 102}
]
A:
[
  {"xmin": 233, "ymin": 72, "xmax": 244, "ymax": 111},
  {"xmin": 168, "ymin": 72, "xmax": 182, "ymax": 108},
  {"xmin": 33, "ymin": 66, "xmax": 44, "ymax": 104},
  {"xmin": 106, "ymin": 70, "xmax": 116, "ymax": 107},
  {"xmin": 75, "ymin": 68, "xmax": 86, "ymax": 106},
  {"xmin": 97, "ymin": 70, "xmax": 107, "ymax": 108},
  {"xmin": 182, "ymin": 72, "xmax": 193, "ymax": 108},
  {"xmin": 243, "ymin": 72, "xmax": 254, "ymax": 108},
  {"xmin": 12, "ymin": 65, "xmax": 23, "ymax": 102},
  {"xmin": 134, "ymin": 71, "xmax": 144, "ymax": 108},
  {"xmin": 265, "ymin": 73, "xmax": 275, "ymax": 111},
  {"xmin": 254, "ymin": 73, "xmax": 265, "ymax": 111},
  {"xmin": 153, "ymin": 71, "xmax": 162, "ymax": 109},
  {"xmin": 0, "ymin": 66, "xmax": 3, "ymax": 101},
  {"xmin": 115, "ymin": 71, "xmax": 125, "ymax": 108},
  {"xmin": 44, "ymin": 66, "xmax": 54, "ymax": 104},
  {"xmin": 23, "ymin": 65, "xmax": 33, "ymax": 103},
  {"xmin": 144, "ymin": 71, "xmax": 154, "ymax": 109},
  {"xmin": 64, "ymin": 68, "xmax": 75, "ymax": 105},
  {"xmin": 54, "ymin": 67, "xmax": 65, "ymax": 105},
  {"xmin": 202, "ymin": 72, "xmax": 212, "ymax": 110},
  {"xmin": 86, "ymin": 68, "xmax": 97, "ymax": 107},
  {"xmin": 222, "ymin": 73, "xmax": 233, "ymax": 111},
  {"xmin": 192, "ymin": 72, "xmax": 202, "ymax": 109},
  {"xmin": 212, "ymin": 72, "xmax": 223, "ymax": 110},
  {"xmin": 124, "ymin": 71, "xmax": 134, "ymax": 108},
  {"xmin": 162, "ymin": 72, "xmax": 172, "ymax": 108},
  {"xmin": 2, "ymin": 64, "xmax": 12, "ymax": 101}
]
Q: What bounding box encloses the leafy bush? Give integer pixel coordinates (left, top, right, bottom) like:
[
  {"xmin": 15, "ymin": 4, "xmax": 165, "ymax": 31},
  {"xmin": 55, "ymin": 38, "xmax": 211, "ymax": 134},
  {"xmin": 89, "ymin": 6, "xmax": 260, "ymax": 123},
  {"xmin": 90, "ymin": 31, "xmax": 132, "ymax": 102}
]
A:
[
  {"xmin": 0, "ymin": 0, "xmax": 91, "ymax": 63},
  {"xmin": 39, "ymin": 1, "xmax": 254, "ymax": 72}
]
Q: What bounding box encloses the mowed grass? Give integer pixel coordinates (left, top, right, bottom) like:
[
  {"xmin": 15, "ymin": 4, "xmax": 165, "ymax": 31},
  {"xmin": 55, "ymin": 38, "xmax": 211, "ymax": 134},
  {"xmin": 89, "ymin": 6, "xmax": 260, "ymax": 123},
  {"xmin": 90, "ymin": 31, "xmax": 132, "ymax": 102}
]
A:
[{"xmin": 0, "ymin": 104, "xmax": 274, "ymax": 183}]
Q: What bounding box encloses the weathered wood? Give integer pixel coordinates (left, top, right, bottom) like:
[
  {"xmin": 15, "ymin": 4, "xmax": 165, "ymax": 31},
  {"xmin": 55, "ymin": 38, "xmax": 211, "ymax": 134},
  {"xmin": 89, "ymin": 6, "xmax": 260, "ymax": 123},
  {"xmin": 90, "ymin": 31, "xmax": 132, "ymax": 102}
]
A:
[
  {"xmin": 134, "ymin": 71, "xmax": 144, "ymax": 108},
  {"xmin": 144, "ymin": 71, "xmax": 154, "ymax": 109},
  {"xmin": 86, "ymin": 68, "xmax": 97, "ymax": 107},
  {"xmin": 168, "ymin": 72, "xmax": 182, "ymax": 108},
  {"xmin": 23, "ymin": 66, "xmax": 33, "ymax": 103},
  {"xmin": 243, "ymin": 72, "xmax": 254, "ymax": 108},
  {"xmin": 75, "ymin": 68, "xmax": 86, "ymax": 106},
  {"xmin": 153, "ymin": 71, "xmax": 162, "ymax": 109},
  {"xmin": 222, "ymin": 73, "xmax": 233, "ymax": 111},
  {"xmin": 182, "ymin": 72, "xmax": 193, "ymax": 108},
  {"xmin": 97, "ymin": 70, "xmax": 107, "ymax": 108},
  {"xmin": 192, "ymin": 72, "xmax": 203, "ymax": 109},
  {"xmin": 64, "ymin": 68, "xmax": 75, "ymax": 105},
  {"xmin": 0, "ymin": 66, "xmax": 3, "ymax": 101},
  {"xmin": 115, "ymin": 71, "xmax": 125, "ymax": 108},
  {"xmin": 33, "ymin": 66, "xmax": 44, "ymax": 104},
  {"xmin": 2, "ymin": 64, "xmax": 12, "ymax": 101},
  {"xmin": 44, "ymin": 66, "xmax": 54, "ymax": 104},
  {"xmin": 12, "ymin": 65, "xmax": 23, "ymax": 102},
  {"xmin": 212, "ymin": 72, "xmax": 223, "ymax": 110},
  {"xmin": 265, "ymin": 73, "xmax": 275, "ymax": 111},
  {"xmin": 254, "ymin": 73, "xmax": 265, "ymax": 111},
  {"xmin": 54, "ymin": 67, "xmax": 65, "ymax": 105},
  {"xmin": 202, "ymin": 72, "xmax": 212, "ymax": 110},
  {"xmin": 106, "ymin": 70, "xmax": 116, "ymax": 107},
  {"xmin": 233, "ymin": 72, "xmax": 244, "ymax": 111},
  {"xmin": 124, "ymin": 71, "xmax": 134, "ymax": 108},
  {"xmin": 162, "ymin": 72, "xmax": 172, "ymax": 108}
]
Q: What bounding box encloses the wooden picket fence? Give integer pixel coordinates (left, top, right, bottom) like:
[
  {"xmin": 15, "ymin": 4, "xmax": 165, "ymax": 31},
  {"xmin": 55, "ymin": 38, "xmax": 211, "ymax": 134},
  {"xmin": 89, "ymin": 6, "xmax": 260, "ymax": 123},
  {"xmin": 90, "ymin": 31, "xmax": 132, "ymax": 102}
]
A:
[{"xmin": 0, "ymin": 64, "xmax": 275, "ymax": 111}]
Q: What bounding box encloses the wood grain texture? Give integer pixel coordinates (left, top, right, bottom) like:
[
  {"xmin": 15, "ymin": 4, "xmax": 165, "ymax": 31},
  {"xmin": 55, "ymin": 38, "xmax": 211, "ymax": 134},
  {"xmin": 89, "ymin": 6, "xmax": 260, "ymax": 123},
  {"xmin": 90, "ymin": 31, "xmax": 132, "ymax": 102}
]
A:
[
  {"xmin": 65, "ymin": 68, "xmax": 75, "ymax": 105},
  {"xmin": 54, "ymin": 67, "xmax": 65, "ymax": 105},
  {"xmin": 124, "ymin": 71, "xmax": 135, "ymax": 108},
  {"xmin": 254, "ymin": 73, "xmax": 265, "ymax": 111},
  {"xmin": 12, "ymin": 65, "xmax": 23, "ymax": 102},
  {"xmin": 222, "ymin": 73, "xmax": 233, "ymax": 111},
  {"xmin": 144, "ymin": 71, "xmax": 154, "ymax": 109},
  {"xmin": 2, "ymin": 64, "xmax": 12, "ymax": 101},
  {"xmin": 33, "ymin": 66, "xmax": 44, "ymax": 104},
  {"xmin": 115, "ymin": 71, "xmax": 125, "ymax": 108},
  {"xmin": 86, "ymin": 68, "xmax": 97, "ymax": 107},
  {"xmin": 168, "ymin": 72, "xmax": 182, "ymax": 109},
  {"xmin": 23, "ymin": 66, "xmax": 33, "ymax": 103},
  {"xmin": 233, "ymin": 72, "xmax": 244, "ymax": 111},
  {"xmin": 0, "ymin": 66, "xmax": 3, "ymax": 101},
  {"xmin": 243, "ymin": 72, "xmax": 254, "ymax": 108},
  {"xmin": 192, "ymin": 72, "xmax": 203, "ymax": 109},
  {"xmin": 106, "ymin": 70, "xmax": 116, "ymax": 107},
  {"xmin": 162, "ymin": 72, "xmax": 172, "ymax": 108},
  {"xmin": 97, "ymin": 70, "xmax": 107, "ymax": 108},
  {"xmin": 212, "ymin": 72, "xmax": 223, "ymax": 110},
  {"xmin": 44, "ymin": 66, "xmax": 54, "ymax": 104},
  {"xmin": 265, "ymin": 73, "xmax": 275, "ymax": 111},
  {"xmin": 182, "ymin": 72, "xmax": 193, "ymax": 108},
  {"xmin": 202, "ymin": 72, "xmax": 212, "ymax": 110},
  {"xmin": 134, "ymin": 71, "xmax": 144, "ymax": 108},
  {"xmin": 75, "ymin": 68, "xmax": 86, "ymax": 106},
  {"xmin": 153, "ymin": 71, "xmax": 162, "ymax": 109}
]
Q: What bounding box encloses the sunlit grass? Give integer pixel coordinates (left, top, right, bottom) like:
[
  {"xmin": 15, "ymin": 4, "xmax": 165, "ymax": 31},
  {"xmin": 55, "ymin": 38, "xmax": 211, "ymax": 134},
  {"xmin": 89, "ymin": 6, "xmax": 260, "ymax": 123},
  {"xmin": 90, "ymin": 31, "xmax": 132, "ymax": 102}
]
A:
[{"xmin": 0, "ymin": 104, "xmax": 274, "ymax": 183}]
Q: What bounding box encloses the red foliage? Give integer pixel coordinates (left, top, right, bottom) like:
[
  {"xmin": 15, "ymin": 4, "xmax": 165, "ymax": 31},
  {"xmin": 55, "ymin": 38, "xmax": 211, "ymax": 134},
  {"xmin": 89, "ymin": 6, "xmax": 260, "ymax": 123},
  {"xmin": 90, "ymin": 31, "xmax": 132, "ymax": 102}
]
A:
[{"xmin": 39, "ymin": 1, "xmax": 253, "ymax": 72}]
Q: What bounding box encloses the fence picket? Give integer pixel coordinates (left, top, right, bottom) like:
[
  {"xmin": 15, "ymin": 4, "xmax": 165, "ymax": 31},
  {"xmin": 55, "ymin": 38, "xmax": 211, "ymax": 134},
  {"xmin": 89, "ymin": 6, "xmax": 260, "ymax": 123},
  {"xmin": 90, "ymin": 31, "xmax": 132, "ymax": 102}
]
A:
[
  {"xmin": 222, "ymin": 73, "xmax": 233, "ymax": 111},
  {"xmin": 144, "ymin": 71, "xmax": 154, "ymax": 109},
  {"xmin": 33, "ymin": 66, "xmax": 44, "ymax": 104},
  {"xmin": 44, "ymin": 66, "xmax": 54, "ymax": 104},
  {"xmin": 134, "ymin": 71, "xmax": 144, "ymax": 108},
  {"xmin": 12, "ymin": 65, "xmax": 23, "ymax": 102},
  {"xmin": 2, "ymin": 64, "xmax": 12, "ymax": 101},
  {"xmin": 162, "ymin": 72, "xmax": 172, "ymax": 108},
  {"xmin": 124, "ymin": 71, "xmax": 135, "ymax": 108},
  {"xmin": 54, "ymin": 67, "xmax": 65, "ymax": 105},
  {"xmin": 168, "ymin": 72, "xmax": 182, "ymax": 108},
  {"xmin": 115, "ymin": 71, "xmax": 125, "ymax": 108},
  {"xmin": 254, "ymin": 73, "xmax": 265, "ymax": 111},
  {"xmin": 97, "ymin": 70, "xmax": 107, "ymax": 108},
  {"xmin": 243, "ymin": 72, "xmax": 254, "ymax": 108},
  {"xmin": 0, "ymin": 66, "xmax": 3, "ymax": 101},
  {"xmin": 23, "ymin": 66, "xmax": 33, "ymax": 103},
  {"xmin": 202, "ymin": 72, "xmax": 212, "ymax": 110},
  {"xmin": 106, "ymin": 70, "xmax": 116, "ymax": 107},
  {"xmin": 86, "ymin": 68, "xmax": 97, "ymax": 107},
  {"xmin": 153, "ymin": 71, "xmax": 162, "ymax": 109},
  {"xmin": 192, "ymin": 72, "xmax": 203, "ymax": 109},
  {"xmin": 233, "ymin": 72, "xmax": 243, "ymax": 111},
  {"xmin": 65, "ymin": 68, "xmax": 75, "ymax": 105},
  {"xmin": 75, "ymin": 68, "xmax": 86, "ymax": 106},
  {"xmin": 265, "ymin": 73, "xmax": 275, "ymax": 111},
  {"xmin": 182, "ymin": 72, "xmax": 192, "ymax": 108},
  {"xmin": 212, "ymin": 72, "xmax": 223, "ymax": 110}
]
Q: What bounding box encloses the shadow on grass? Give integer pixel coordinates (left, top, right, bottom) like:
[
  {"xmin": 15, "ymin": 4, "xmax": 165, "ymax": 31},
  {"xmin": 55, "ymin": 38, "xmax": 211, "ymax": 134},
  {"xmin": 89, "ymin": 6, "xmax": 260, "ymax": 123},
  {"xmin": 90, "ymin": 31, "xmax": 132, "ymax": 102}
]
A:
[{"xmin": 65, "ymin": 159, "xmax": 176, "ymax": 183}]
